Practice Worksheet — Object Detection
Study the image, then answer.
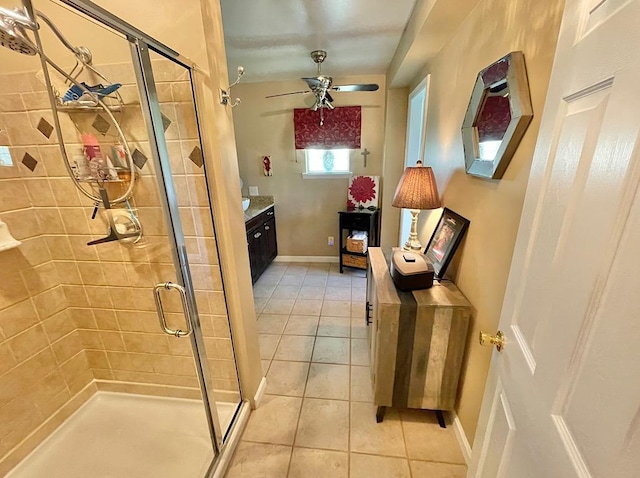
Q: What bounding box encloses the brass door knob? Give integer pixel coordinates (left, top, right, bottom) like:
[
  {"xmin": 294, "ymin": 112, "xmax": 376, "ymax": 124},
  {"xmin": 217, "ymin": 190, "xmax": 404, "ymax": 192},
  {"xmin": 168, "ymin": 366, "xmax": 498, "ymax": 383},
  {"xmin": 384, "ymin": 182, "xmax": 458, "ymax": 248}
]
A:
[{"xmin": 479, "ymin": 330, "xmax": 505, "ymax": 352}]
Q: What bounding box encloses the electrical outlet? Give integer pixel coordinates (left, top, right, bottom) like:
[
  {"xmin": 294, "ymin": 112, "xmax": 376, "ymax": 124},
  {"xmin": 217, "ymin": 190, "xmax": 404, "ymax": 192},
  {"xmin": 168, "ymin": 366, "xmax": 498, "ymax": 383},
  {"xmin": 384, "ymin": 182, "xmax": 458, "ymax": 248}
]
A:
[
  {"xmin": 328, "ymin": 236, "xmax": 334, "ymax": 246},
  {"xmin": 249, "ymin": 186, "xmax": 259, "ymax": 196}
]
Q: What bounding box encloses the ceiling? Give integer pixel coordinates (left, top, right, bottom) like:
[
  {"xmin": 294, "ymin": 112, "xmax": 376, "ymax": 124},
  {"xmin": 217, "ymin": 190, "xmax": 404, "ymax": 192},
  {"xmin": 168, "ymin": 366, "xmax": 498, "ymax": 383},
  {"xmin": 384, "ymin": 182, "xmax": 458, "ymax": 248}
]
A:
[{"xmin": 219, "ymin": 0, "xmax": 418, "ymax": 83}]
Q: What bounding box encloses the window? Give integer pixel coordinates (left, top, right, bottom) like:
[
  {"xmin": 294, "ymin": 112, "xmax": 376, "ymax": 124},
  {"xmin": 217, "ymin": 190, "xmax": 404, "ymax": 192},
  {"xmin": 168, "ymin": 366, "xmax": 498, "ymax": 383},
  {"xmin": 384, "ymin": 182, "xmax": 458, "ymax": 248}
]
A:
[
  {"xmin": 0, "ymin": 146, "xmax": 12, "ymax": 167},
  {"xmin": 303, "ymin": 149, "xmax": 351, "ymax": 178}
]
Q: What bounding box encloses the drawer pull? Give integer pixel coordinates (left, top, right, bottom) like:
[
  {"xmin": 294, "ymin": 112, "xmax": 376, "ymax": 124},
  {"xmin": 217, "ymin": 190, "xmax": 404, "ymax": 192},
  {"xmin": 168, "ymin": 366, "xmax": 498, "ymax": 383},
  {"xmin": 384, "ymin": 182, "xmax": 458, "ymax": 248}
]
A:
[
  {"xmin": 267, "ymin": 211, "xmax": 274, "ymax": 216},
  {"xmin": 254, "ymin": 232, "xmax": 262, "ymax": 239},
  {"xmin": 265, "ymin": 226, "xmax": 270, "ymax": 230},
  {"xmin": 365, "ymin": 301, "xmax": 372, "ymax": 325}
]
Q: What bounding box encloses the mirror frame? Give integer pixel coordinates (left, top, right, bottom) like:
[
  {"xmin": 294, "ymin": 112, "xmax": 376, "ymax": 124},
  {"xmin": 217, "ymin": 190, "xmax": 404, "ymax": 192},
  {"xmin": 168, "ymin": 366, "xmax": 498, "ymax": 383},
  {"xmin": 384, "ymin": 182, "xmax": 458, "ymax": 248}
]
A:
[{"xmin": 461, "ymin": 51, "xmax": 533, "ymax": 179}]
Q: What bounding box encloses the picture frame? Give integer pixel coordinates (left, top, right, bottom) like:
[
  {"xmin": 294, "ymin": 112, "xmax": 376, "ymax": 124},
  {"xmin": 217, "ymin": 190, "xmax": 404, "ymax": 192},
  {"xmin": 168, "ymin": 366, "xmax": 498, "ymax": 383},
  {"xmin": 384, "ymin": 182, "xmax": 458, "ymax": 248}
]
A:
[{"xmin": 424, "ymin": 208, "xmax": 470, "ymax": 280}]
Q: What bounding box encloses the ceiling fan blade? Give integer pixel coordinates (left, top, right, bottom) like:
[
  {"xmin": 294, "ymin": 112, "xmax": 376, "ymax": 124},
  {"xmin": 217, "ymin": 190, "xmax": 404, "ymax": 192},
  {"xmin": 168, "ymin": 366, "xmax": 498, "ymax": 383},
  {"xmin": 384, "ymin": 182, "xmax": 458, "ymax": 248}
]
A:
[
  {"xmin": 325, "ymin": 92, "xmax": 334, "ymax": 103},
  {"xmin": 331, "ymin": 83, "xmax": 379, "ymax": 92},
  {"xmin": 324, "ymin": 99, "xmax": 335, "ymax": 110},
  {"xmin": 302, "ymin": 77, "xmax": 323, "ymax": 89},
  {"xmin": 265, "ymin": 90, "xmax": 311, "ymax": 98}
]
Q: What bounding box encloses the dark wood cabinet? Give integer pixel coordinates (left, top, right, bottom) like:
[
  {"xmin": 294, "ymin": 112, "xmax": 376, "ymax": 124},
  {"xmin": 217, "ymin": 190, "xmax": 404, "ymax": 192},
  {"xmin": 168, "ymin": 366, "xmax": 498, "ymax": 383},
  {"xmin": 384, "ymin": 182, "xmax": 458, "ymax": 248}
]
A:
[{"xmin": 246, "ymin": 206, "xmax": 277, "ymax": 283}]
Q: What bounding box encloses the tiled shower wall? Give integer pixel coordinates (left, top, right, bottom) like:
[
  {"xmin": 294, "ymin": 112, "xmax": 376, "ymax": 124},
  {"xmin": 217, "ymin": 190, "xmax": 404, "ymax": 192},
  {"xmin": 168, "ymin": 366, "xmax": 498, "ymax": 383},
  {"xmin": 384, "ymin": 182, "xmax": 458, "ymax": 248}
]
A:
[{"xmin": 0, "ymin": 60, "xmax": 238, "ymax": 473}]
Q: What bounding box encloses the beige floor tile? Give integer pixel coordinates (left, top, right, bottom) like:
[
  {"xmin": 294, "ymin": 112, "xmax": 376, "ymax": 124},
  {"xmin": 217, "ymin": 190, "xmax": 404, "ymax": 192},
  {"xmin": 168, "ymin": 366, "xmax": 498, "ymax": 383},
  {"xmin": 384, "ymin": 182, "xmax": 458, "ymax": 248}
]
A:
[
  {"xmin": 291, "ymin": 299, "xmax": 323, "ymax": 316},
  {"xmin": 283, "ymin": 315, "xmax": 319, "ymax": 336},
  {"xmin": 302, "ymin": 276, "xmax": 327, "ymax": 287},
  {"xmin": 295, "ymin": 398, "xmax": 349, "ymax": 451},
  {"xmin": 256, "ymin": 314, "xmax": 289, "ymax": 334},
  {"xmin": 351, "ymin": 301, "xmax": 366, "ymax": 318},
  {"xmin": 350, "ymin": 366, "xmax": 373, "ymax": 402},
  {"xmin": 271, "ymin": 284, "xmax": 300, "ymax": 299},
  {"xmin": 274, "ymin": 335, "xmax": 315, "ymax": 361},
  {"xmin": 255, "ymin": 272, "xmax": 283, "ymax": 286},
  {"xmin": 226, "ymin": 442, "xmax": 291, "ymax": 478},
  {"xmin": 242, "ymin": 395, "xmax": 302, "ymax": 445},
  {"xmin": 266, "ymin": 360, "xmax": 310, "ymax": 396},
  {"xmin": 253, "ymin": 284, "xmax": 276, "ymax": 298},
  {"xmin": 297, "ymin": 286, "xmax": 326, "ymax": 300},
  {"xmin": 410, "ymin": 460, "xmax": 467, "ymax": 477},
  {"xmin": 261, "ymin": 359, "xmax": 271, "ymax": 375},
  {"xmin": 351, "ymin": 318, "xmax": 367, "ymax": 339},
  {"xmin": 321, "ymin": 300, "xmax": 351, "ymax": 317},
  {"xmin": 351, "ymin": 288, "xmax": 367, "ymax": 302},
  {"xmin": 351, "ymin": 276, "xmax": 367, "ymax": 287},
  {"xmin": 254, "ymin": 297, "xmax": 268, "ymax": 314},
  {"xmin": 351, "ymin": 338, "xmax": 370, "ymax": 366},
  {"xmin": 350, "ymin": 402, "xmax": 406, "ymax": 457},
  {"xmin": 399, "ymin": 409, "xmax": 465, "ymax": 463},
  {"xmin": 317, "ymin": 316, "xmax": 351, "ymax": 337},
  {"xmin": 350, "ymin": 453, "xmax": 411, "ymax": 478},
  {"xmin": 279, "ymin": 274, "xmax": 305, "ymax": 286},
  {"xmin": 326, "ymin": 275, "xmax": 351, "ymax": 287},
  {"xmin": 324, "ymin": 286, "xmax": 352, "ymax": 301},
  {"xmin": 288, "ymin": 448, "xmax": 348, "ymax": 478},
  {"xmin": 305, "ymin": 363, "xmax": 350, "ymax": 400},
  {"xmin": 312, "ymin": 337, "xmax": 350, "ymax": 364},
  {"xmin": 263, "ymin": 298, "xmax": 295, "ymax": 315},
  {"xmin": 258, "ymin": 334, "xmax": 280, "ymax": 360}
]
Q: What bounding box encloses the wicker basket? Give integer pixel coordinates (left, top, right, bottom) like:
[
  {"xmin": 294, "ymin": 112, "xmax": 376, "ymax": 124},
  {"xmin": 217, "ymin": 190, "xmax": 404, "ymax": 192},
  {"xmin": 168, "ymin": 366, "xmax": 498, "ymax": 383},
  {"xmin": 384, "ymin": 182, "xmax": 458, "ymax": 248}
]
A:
[
  {"xmin": 346, "ymin": 231, "xmax": 368, "ymax": 254},
  {"xmin": 342, "ymin": 253, "xmax": 367, "ymax": 269}
]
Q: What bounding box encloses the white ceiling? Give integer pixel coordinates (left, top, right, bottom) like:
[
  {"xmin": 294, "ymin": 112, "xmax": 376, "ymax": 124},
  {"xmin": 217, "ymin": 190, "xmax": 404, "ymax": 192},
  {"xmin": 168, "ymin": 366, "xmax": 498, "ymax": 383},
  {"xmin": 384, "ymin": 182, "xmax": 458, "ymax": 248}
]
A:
[{"xmin": 219, "ymin": 0, "xmax": 418, "ymax": 83}]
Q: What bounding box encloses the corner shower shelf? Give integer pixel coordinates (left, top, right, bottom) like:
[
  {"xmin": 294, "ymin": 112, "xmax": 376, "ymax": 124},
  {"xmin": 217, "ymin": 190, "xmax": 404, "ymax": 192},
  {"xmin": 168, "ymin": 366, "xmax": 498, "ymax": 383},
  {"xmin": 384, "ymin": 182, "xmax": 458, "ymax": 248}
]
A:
[{"xmin": 56, "ymin": 103, "xmax": 138, "ymax": 113}]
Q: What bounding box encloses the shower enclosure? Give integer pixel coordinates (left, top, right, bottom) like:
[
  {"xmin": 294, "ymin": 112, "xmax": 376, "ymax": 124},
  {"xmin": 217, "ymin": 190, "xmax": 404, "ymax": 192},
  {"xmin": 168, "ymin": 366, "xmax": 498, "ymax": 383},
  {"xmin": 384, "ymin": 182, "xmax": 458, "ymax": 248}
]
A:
[{"xmin": 0, "ymin": 0, "xmax": 246, "ymax": 476}]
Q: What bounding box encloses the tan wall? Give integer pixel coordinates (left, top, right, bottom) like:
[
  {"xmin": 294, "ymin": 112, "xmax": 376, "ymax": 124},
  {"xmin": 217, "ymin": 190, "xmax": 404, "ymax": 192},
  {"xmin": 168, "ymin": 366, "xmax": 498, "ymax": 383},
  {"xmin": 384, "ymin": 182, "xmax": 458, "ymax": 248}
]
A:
[
  {"xmin": 231, "ymin": 77, "xmax": 386, "ymax": 257},
  {"xmin": 397, "ymin": 0, "xmax": 565, "ymax": 443},
  {"xmin": 379, "ymin": 87, "xmax": 409, "ymax": 248}
]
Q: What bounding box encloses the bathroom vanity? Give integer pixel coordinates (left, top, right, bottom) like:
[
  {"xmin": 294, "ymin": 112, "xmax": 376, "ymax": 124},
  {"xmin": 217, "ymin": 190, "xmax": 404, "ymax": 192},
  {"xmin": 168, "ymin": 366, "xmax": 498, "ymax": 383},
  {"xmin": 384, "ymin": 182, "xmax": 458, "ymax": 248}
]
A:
[{"xmin": 244, "ymin": 196, "xmax": 277, "ymax": 283}]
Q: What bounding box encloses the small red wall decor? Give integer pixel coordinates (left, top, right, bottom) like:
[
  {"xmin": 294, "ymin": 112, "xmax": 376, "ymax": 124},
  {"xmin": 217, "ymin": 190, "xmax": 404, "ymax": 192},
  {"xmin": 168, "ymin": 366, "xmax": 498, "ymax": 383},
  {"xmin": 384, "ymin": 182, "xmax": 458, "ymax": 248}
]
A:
[{"xmin": 294, "ymin": 106, "xmax": 361, "ymax": 149}]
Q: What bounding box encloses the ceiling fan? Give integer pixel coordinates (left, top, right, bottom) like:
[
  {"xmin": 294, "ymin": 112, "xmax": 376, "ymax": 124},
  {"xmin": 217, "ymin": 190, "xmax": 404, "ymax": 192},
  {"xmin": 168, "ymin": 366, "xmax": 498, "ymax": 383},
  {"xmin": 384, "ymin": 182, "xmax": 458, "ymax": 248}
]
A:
[{"xmin": 265, "ymin": 50, "xmax": 379, "ymax": 111}]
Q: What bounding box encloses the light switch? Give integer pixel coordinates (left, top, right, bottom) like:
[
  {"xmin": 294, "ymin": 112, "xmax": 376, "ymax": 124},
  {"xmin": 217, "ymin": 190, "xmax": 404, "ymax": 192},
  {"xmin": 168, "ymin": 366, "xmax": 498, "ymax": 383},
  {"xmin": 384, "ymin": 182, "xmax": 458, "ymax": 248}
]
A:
[{"xmin": 249, "ymin": 186, "xmax": 259, "ymax": 196}]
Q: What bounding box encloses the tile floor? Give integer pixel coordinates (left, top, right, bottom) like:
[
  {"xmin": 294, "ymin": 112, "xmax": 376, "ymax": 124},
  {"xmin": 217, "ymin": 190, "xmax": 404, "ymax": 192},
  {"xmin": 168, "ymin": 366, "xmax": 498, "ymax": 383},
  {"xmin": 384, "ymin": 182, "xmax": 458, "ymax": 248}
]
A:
[{"xmin": 226, "ymin": 262, "xmax": 467, "ymax": 478}]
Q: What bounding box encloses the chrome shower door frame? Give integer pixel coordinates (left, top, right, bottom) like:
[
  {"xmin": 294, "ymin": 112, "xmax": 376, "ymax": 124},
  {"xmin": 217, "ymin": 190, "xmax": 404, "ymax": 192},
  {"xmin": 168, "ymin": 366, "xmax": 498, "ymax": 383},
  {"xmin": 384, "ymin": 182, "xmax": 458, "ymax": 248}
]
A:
[{"xmin": 130, "ymin": 39, "xmax": 224, "ymax": 458}]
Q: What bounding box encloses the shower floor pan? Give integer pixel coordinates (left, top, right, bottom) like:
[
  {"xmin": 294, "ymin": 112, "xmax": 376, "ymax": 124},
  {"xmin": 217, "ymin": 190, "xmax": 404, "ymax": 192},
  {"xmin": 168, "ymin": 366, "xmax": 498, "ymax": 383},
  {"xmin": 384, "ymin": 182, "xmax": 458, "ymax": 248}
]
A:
[{"xmin": 7, "ymin": 391, "xmax": 237, "ymax": 478}]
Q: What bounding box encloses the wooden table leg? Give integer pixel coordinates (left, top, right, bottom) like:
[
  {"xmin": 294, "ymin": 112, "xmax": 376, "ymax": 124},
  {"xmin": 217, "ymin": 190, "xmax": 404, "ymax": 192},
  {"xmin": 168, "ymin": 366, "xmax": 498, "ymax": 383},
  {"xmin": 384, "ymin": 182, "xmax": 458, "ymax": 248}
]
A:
[
  {"xmin": 435, "ymin": 410, "xmax": 446, "ymax": 428},
  {"xmin": 376, "ymin": 406, "xmax": 387, "ymax": 423}
]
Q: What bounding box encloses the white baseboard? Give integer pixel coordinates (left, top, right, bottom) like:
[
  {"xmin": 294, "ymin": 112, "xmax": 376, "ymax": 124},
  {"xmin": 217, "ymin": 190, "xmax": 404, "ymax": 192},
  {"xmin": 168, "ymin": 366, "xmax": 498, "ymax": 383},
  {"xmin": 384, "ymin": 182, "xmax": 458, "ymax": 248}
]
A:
[
  {"xmin": 453, "ymin": 413, "xmax": 472, "ymax": 465},
  {"xmin": 274, "ymin": 255, "xmax": 339, "ymax": 263},
  {"xmin": 253, "ymin": 376, "xmax": 267, "ymax": 408}
]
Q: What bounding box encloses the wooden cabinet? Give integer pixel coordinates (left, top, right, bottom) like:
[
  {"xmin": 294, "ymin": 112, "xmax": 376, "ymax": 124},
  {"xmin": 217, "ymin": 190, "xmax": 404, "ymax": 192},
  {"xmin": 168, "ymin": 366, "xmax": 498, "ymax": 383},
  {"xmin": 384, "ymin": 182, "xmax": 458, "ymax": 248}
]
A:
[
  {"xmin": 366, "ymin": 247, "xmax": 471, "ymax": 425},
  {"xmin": 246, "ymin": 206, "xmax": 277, "ymax": 283},
  {"xmin": 338, "ymin": 208, "xmax": 379, "ymax": 273}
]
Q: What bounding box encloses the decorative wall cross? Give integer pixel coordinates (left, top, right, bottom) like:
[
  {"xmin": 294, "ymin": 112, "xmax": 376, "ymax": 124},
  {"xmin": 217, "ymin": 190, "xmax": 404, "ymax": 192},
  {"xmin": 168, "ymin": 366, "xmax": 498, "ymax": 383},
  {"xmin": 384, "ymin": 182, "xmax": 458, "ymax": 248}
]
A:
[{"xmin": 361, "ymin": 148, "xmax": 370, "ymax": 167}]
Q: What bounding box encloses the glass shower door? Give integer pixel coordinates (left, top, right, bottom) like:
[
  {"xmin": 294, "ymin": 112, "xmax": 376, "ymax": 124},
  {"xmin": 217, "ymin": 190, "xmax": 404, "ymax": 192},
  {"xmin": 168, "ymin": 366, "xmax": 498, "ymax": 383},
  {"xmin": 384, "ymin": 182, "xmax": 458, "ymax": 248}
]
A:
[{"xmin": 130, "ymin": 41, "xmax": 243, "ymax": 450}]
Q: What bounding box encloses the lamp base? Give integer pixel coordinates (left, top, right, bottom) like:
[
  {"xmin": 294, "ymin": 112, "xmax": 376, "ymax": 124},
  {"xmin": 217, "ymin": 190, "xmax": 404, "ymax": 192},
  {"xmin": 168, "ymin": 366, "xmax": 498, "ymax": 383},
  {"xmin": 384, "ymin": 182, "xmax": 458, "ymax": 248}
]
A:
[{"xmin": 401, "ymin": 209, "xmax": 423, "ymax": 253}]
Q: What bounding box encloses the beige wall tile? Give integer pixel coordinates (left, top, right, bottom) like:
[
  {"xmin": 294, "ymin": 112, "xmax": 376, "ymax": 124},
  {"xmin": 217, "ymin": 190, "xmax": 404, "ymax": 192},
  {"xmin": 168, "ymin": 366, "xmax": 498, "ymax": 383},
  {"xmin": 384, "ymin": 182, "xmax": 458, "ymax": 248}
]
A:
[
  {"xmin": 51, "ymin": 331, "xmax": 83, "ymax": 364},
  {"xmin": 0, "ymin": 299, "xmax": 39, "ymax": 338},
  {"xmin": 42, "ymin": 310, "xmax": 76, "ymax": 343}
]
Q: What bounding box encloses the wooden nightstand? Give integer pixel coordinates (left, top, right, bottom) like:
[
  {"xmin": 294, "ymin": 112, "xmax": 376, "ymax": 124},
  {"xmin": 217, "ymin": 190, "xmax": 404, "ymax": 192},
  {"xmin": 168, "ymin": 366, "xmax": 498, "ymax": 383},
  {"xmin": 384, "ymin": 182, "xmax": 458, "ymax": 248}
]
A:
[{"xmin": 365, "ymin": 247, "xmax": 471, "ymax": 426}]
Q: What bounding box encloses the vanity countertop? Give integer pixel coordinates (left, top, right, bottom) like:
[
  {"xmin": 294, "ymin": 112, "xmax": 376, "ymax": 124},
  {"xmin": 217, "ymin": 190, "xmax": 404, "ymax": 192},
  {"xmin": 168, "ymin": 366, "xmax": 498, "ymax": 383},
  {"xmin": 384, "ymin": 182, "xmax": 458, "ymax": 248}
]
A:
[{"xmin": 244, "ymin": 195, "xmax": 275, "ymax": 223}]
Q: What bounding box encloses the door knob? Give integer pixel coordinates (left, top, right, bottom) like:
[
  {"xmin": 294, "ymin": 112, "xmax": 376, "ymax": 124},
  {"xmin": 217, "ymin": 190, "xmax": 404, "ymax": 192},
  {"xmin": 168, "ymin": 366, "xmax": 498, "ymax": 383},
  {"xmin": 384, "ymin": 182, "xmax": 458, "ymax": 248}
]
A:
[{"xmin": 479, "ymin": 330, "xmax": 505, "ymax": 352}]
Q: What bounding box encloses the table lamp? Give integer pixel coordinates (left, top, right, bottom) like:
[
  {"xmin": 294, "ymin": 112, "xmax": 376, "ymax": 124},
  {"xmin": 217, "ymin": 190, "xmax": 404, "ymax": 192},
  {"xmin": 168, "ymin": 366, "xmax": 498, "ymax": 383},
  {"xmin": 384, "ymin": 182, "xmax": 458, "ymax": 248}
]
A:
[{"xmin": 392, "ymin": 160, "xmax": 441, "ymax": 252}]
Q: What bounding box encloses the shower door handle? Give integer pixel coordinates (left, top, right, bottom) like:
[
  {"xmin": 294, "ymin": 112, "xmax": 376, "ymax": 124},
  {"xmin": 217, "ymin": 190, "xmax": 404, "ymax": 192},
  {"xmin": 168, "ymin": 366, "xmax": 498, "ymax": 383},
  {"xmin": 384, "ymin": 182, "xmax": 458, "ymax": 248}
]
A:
[{"xmin": 153, "ymin": 282, "xmax": 193, "ymax": 337}]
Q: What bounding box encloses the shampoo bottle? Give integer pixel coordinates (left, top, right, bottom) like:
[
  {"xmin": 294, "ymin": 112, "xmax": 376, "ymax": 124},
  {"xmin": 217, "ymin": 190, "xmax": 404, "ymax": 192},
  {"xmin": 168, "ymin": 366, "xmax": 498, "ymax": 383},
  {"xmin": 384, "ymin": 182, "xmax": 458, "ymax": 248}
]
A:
[{"xmin": 82, "ymin": 133, "xmax": 106, "ymax": 180}]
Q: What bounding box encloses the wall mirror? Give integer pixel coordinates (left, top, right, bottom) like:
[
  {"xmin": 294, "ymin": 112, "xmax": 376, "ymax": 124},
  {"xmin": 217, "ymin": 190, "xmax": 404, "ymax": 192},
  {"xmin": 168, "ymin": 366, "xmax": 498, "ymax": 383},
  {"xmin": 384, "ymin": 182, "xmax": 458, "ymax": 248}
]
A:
[{"xmin": 461, "ymin": 51, "xmax": 533, "ymax": 179}]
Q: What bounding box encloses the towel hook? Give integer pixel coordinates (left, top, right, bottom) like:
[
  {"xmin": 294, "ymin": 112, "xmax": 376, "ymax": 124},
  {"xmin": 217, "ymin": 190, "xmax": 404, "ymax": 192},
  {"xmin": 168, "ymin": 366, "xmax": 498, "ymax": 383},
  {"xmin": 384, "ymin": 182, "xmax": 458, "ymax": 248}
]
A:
[{"xmin": 220, "ymin": 65, "xmax": 244, "ymax": 107}]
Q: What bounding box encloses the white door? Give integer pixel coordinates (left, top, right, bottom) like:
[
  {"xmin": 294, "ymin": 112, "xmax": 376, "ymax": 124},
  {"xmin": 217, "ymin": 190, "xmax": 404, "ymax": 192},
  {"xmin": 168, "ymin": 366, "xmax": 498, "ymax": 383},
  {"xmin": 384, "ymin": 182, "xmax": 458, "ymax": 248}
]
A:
[
  {"xmin": 399, "ymin": 77, "xmax": 429, "ymax": 246},
  {"xmin": 469, "ymin": 0, "xmax": 640, "ymax": 476}
]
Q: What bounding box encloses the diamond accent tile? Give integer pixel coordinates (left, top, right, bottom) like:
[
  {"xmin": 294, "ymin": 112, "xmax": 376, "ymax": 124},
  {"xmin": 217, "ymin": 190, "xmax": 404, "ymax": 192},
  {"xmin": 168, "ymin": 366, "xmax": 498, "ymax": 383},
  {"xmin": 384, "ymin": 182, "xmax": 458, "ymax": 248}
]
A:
[
  {"xmin": 132, "ymin": 149, "xmax": 148, "ymax": 170},
  {"xmin": 37, "ymin": 117, "xmax": 53, "ymax": 139},
  {"xmin": 189, "ymin": 146, "xmax": 203, "ymax": 168},
  {"xmin": 92, "ymin": 114, "xmax": 111, "ymax": 136},
  {"xmin": 161, "ymin": 113, "xmax": 172, "ymax": 132},
  {"xmin": 21, "ymin": 152, "xmax": 38, "ymax": 172}
]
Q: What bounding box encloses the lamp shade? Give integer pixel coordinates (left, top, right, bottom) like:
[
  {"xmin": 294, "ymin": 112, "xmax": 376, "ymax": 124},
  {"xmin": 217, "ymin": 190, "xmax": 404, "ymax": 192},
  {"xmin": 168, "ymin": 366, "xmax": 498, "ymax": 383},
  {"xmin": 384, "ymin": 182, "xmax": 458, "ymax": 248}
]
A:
[{"xmin": 392, "ymin": 163, "xmax": 441, "ymax": 210}]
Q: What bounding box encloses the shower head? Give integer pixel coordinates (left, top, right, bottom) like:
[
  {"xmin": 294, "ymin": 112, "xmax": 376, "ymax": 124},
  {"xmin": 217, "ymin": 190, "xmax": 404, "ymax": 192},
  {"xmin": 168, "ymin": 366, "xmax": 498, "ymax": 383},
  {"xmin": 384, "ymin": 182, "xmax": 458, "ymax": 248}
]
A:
[{"xmin": 0, "ymin": 6, "xmax": 38, "ymax": 55}]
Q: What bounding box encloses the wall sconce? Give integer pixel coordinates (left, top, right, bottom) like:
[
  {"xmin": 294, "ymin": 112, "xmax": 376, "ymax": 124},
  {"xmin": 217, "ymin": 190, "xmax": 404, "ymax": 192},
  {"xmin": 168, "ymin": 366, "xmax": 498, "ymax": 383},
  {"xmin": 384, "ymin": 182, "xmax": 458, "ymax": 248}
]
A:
[{"xmin": 220, "ymin": 66, "xmax": 244, "ymax": 107}]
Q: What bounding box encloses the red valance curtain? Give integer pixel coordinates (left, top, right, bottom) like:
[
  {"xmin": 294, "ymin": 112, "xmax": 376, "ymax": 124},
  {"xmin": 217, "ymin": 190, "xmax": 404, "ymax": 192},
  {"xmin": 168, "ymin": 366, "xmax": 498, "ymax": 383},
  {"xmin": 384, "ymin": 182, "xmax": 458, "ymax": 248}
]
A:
[{"xmin": 294, "ymin": 106, "xmax": 361, "ymax": 149}]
